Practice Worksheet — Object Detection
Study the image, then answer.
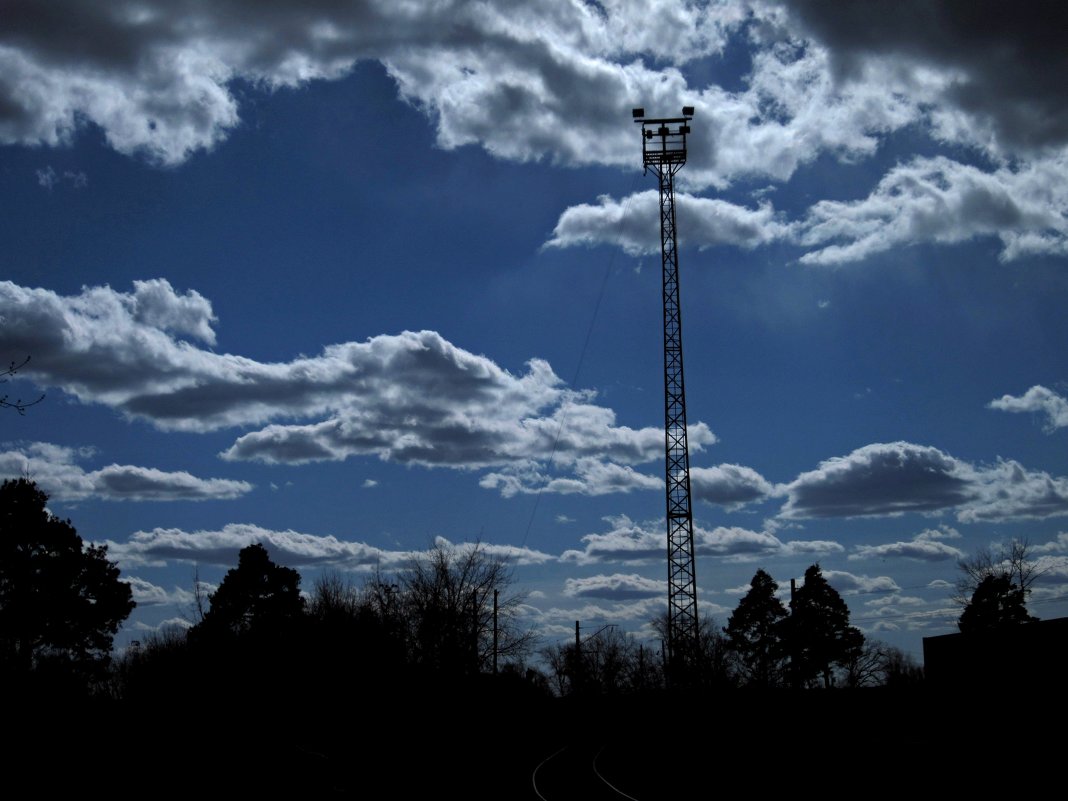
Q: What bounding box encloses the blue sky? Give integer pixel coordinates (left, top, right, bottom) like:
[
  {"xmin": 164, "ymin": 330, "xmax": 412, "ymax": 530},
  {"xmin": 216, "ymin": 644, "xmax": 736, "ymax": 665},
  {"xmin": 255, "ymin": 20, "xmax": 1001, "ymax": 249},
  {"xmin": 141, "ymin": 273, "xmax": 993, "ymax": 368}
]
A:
[{"xmin": 3, "ymin": 1, "xmax": 1068, "ymax": 666}]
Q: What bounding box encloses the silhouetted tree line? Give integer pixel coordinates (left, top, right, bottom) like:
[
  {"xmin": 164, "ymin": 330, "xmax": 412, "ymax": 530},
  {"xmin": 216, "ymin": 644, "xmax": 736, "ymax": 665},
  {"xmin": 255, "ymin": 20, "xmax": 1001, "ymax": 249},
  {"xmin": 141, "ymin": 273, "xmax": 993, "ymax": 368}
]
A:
[
  {"xmin": 542, "ymin": 564, "xmax": 925, "ymax": 695},
  {"xmin": 3, "ymin": 477, "xmax": 1047, "ymax": 708},
  {"xmin": 6, "ymin": 478, "xmax": 1055, "ymax": 796},
  {"xmin": 728, "ymin": 564, "xmax": 926, "ymax": 690},
  {"xmin": 0, "ymin": 477, "xmax": 547, "ymax": 715},
  {"xmin": 111, "ymin": 540, "xmax": 545, "ymax": 712}
]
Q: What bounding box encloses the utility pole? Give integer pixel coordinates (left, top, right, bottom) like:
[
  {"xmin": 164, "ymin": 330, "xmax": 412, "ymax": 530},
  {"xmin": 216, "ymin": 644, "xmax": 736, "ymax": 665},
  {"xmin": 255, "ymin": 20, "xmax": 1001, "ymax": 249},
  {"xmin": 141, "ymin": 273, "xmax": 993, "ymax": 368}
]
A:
[
  {"xmin": 571, "ymin": 622, "xmax": 618, "ymax": 694},
  {"xmin": 471, "ymin": 590, "xmax": 479, "ymax": 674},
  {"xmin": 574, "ymin": 620, "xmax": 582, "ymax": 693},
  {"xmin": 633, "ymin": 106, "xmax": 700, "ymax": 685},
  {"xmin": 790, "ymin": 578, "xmax": 799, "ymax": 690}
]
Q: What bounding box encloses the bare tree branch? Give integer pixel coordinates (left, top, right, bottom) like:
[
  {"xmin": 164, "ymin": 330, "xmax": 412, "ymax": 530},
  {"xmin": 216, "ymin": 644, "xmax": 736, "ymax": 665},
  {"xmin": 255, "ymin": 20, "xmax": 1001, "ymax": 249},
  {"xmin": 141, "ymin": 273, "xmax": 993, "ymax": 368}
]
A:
[
  {"xmin": 953, "ymin": 537, "xmax": 1047, "ymax": 608},
  {"xmin": 1, "ymin": 356, "xmax": 45, "ymax": 414}
]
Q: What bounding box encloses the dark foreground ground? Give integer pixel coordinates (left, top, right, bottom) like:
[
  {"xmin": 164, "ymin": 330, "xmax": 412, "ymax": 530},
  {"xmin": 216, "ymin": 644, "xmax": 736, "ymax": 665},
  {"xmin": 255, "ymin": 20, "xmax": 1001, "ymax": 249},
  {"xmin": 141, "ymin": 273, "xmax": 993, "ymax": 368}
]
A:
[{"xmin": 9, "ymin": 679, "xmax": 1064, "ymax": 798}]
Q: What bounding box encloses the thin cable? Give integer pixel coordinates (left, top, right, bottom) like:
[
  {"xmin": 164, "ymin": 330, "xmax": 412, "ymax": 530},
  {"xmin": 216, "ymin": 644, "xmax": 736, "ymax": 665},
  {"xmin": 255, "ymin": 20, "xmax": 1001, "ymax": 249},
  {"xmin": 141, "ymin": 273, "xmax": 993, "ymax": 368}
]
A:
[{"xmin": 520, "ymin": 174, "xmax": 643, "ymax": 549}]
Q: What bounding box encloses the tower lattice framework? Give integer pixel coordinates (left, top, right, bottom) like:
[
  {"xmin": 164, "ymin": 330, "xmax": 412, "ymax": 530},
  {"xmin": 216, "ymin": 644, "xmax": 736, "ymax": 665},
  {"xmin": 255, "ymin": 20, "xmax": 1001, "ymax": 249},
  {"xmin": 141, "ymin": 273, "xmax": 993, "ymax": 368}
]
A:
[{"xmin": 633, "ymin": 106, "xmax": 700, "ymax": 680}]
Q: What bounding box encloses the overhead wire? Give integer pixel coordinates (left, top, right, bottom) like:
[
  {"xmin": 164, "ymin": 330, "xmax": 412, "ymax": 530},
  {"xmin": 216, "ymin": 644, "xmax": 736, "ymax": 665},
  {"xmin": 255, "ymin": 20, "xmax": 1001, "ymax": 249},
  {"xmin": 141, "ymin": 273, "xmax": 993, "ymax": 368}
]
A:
[{"xmin": 519, "ymin": 172, "xmax": 643, "ymax": 550}]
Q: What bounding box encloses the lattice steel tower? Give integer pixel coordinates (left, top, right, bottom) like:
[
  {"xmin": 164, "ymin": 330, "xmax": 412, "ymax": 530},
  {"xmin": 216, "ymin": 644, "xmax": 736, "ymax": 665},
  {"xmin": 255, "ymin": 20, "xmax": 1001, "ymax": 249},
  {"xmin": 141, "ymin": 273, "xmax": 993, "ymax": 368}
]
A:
[{"xmin": 633, "ymin": 106, "xmax": 700, "ymax": 681}]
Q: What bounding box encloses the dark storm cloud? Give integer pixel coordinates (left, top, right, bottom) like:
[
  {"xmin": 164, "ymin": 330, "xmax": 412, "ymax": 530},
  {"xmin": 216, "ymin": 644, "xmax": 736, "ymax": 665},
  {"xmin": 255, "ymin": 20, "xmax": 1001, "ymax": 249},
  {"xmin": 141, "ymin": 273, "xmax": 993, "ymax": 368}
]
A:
[
  {"xmin": 1, "ymin": 2, "xmax": 163, "ymax": 71},
  {"xmin": 775, "ymin": 0, "xmax": 1068, "ymax": 152}
]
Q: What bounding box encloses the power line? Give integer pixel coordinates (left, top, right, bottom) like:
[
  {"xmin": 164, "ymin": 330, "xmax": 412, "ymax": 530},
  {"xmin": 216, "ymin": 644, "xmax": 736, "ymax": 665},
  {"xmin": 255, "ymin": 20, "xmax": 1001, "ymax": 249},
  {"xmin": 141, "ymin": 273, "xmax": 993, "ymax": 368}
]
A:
[{"xmin": 519, "ymin": 173, "xmax": 641, "ymax": 550}]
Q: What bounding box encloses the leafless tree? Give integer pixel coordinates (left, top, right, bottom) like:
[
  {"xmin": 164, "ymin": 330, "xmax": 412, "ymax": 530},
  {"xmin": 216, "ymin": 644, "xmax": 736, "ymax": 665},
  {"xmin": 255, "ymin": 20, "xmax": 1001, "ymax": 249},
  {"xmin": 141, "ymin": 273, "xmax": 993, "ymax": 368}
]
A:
[
  {"xmin": 396, "ymin": 539, "xmax": 537, "ymax": 675},
  {"xmin": 839, "ymin": 639, "xmax": 923, "ymax": 688},
  {"xmin": 650, "ymin": 611, "xmax": 734, "ymax": 689},
  {"xmin": 839, "ymin": 639, "xmax": 888, "ymax": 688},
  {"xmin": 953, "ymin": 538, "xmax": 1046, "ymax": 609},
  {"xmin": 541, "ymin": 641, "xmax": 575, "ymax": 696},
  {"xmin": 880, "ymin": 645, "xmax": 924, "ymax": 687},
  {"xmin": 309, "ymin": 570, "xmax": 364, "ymax": 619},
  {"xmin": 184, "ymin": 564, "xmax": 210, "ymax": 626},
  {"xmin": 840, "ymin": 639, "xmax": 883, "ymax": 688},
  {"xmin": 540, "ymin": 626, "xmax": 663, "ymax": 696}
]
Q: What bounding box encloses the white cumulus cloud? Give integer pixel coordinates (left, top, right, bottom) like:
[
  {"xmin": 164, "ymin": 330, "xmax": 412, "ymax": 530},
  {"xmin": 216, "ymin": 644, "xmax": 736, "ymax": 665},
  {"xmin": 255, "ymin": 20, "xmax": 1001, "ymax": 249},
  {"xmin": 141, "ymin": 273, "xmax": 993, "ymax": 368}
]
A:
[
  {"xmin": 0, "ymin": 441, "xmax": 252, "ymax": 501},
  {"xmin": 989, "ymin": 385, "xmax": 1068, "ymax": 432},
  {"xmin": 780, "ymin": 441, "xmax": 1068, "ymax": 522},
  {"xmin": 563, "ymin": 573, "xmax": 668, "ymax": 601},
  {"xmin": 2, "ymin": 279, "xmax": 717, "ymax": 497},
  {"xmin": 7, "ymin": 2, "xmax": 1067, "ymax": 268}
]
